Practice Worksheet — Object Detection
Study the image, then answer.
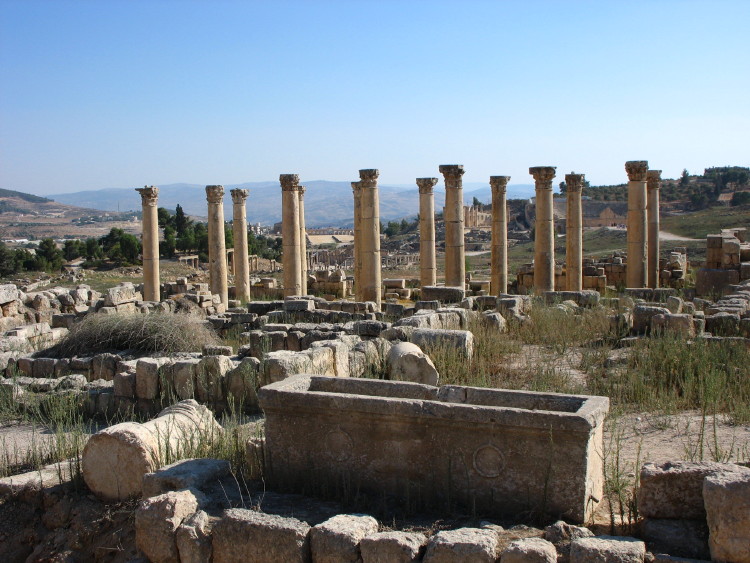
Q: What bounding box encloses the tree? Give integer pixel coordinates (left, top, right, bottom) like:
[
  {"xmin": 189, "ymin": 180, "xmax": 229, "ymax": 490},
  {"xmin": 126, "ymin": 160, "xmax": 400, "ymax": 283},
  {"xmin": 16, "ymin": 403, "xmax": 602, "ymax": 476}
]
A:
[
  {"xmin": 680, "ymin": 169, "xmax": 690, "ymax": 186},
  {"xmin": 157, "ymin": 207, "xmax": 173, "ymax": 228},
  {"xmin": 558, "ymin": 181, "xmax": 567, "ymax": 195},
  {"xmin": 63, "ymin": 239, "xmax": 84, "ymax": 261},
  {"xmin": 174, "ymin": 204, "xmax": 190, "ymax": 235},
  {"xmin": 731, "ymin": 191, "xmax": 750, "ymax": 206},
  {"xmin": 472, "ymin": 196, "xmax": 482, "ymax": 207},
  {"xmin": 36, "ymin": 238, "xmax": 63, "ymax": 271},
  {"xmin": 85, "ymin": 238, "xmax": 104, "ymax": 260},
  {"xmin": 161, "ymin": 226, "xmax": 176, "ymax": 258}
]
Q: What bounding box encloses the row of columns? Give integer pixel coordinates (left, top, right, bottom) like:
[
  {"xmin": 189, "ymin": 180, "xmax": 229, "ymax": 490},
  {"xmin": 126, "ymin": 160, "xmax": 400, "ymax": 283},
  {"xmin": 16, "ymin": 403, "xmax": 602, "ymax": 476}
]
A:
[
  {"xmin": 626, "ymin": 161, "xmax": 662, "ymax": 289},
  {"xmin": 137, "ymin": 184, "xmax": 253, "ymax": 308}
]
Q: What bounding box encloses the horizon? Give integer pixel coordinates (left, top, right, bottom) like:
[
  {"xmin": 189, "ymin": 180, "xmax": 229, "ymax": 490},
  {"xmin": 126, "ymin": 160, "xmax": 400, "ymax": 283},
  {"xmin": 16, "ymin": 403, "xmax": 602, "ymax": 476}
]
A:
[{"xmin": 1, "ymin": 0, "xmax": 748, "ymax": 196}]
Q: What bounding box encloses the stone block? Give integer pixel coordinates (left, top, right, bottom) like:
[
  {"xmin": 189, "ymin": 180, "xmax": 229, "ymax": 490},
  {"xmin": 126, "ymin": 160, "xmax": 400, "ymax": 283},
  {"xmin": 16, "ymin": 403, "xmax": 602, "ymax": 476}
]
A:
[
  {"xmin": 501, "ymin": 537, "xmax": 557, "ymax": 563},
  {"xmin": 136, "ymin": 357, "xmax": 171, "ymax": 400},
  {"xmin": 0, "ymin": 283, "xmax": 20, "ymax": 305},
  {"xmin": 386, "ymin": 342, "xmax": 439, "ymax": 385},
  {"xmin": 570, "ymin": 536, "xmax": 645, "ymax": 563},
  {"xmin": 143, "ymin": 458, "xmax": 230, "ymax": 498},
  {"xmin": 32, "ymin": 357, "xmax": 56, "ymax": 378},
  {"xmin": 651, "ymin": 313, "xmax": 695, "ymax": 337},
  {"xmin": 212, "ymin": 508, "xmax": 310, "ymax": 563},
  {"xmin": 423, "ymin": 527, "xmax": 499, "ymax": 563},
  {"xmin": 195, "ymin": 355, "xmax": 233, "ymax": 402},
  {"xmin": 703, "ymin": 467, "xmax": 750, "ymax": 563},
  {"xmin": 176, "ymin": 510, "xmax": 212, "ymax": 563},
  {"xmin": 632, "ymin": 305, "xmax": 670, "ymax": 334},
  {"xmin": 705, "ymin": 311, "xmax": 741, "ymax": 336},
  {"xmin": 284, "ymin": 298, "xmax": 314, "ymax": 312},
  {"xmin": 92, "ymin": 353, "xmax": 120, "ymax": 381},
  {"xmin": 114, "ymin": 372, "xmax": 136, "ymax": 398},
  {"xmin": 641, "ymin": 519, "xmax": 709, "ymax": 560},
  {"xmin": 202, "ymin": 345, "xmax": 233, "ymax": 356},
  {"xmin": 135, "ymin": 489, "xmax": 199, "ymax": 563},
  {"xmin": 104, "ymin": 283, "xmax": 138, "ymax": 306},
  {"xmin": 311, "ymin": 514, "xmax": 378, "ymax": 563},
  {"xmin": 172, "ymin": 359, "xmax": 199, "ymax": 400},
  {"xmin": 411, "ymin": 328, "xmax": 474, "ymax": 358},
  {"xmin": 421, "ymin": 286, "xmax": 465, "ymax": 304},
  {"xmin": 360, "ymin": 531, "xmax": 426, "ymax": 563},
  {"xmin": 225, "ymin": 356, "xmax": 261, "ymax": 410}
]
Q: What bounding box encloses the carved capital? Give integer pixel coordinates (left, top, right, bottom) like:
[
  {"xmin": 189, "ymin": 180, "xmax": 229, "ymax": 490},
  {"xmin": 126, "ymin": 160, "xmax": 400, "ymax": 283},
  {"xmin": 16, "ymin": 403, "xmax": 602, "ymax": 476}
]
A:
[
  {"xmin": 625, "ymin": 161, "xmax": 649, "ymax": 182},
  {"xmin": 647, "ymin": 169, "xmax": 662, "ymax": 190},
  {"xmin": 439, "ymin": 164, "xmax": 465, "ymax": 189},
  {"xmin": 529, "ymin": 166, "xmax": 556, "ymax": 189},
  {"xmin": 298, "ymin": 184, "xmax": 306, "ymax": 198},
  {"xmin": 489, "ymin": 176, "xmax": 510, "ymax": 195},
  {"xmin": 358, "ymin": 169, "xmax": 379, "ymax": 189},
  {"xmin": 136, "ymin": 186, "xmax": 159, "ymax": 207},
  {"xmin": 280, "ymin": 174, "xmax": 300, "ymax": 191},
  {"xmin": 417, "ymin": 177, "xmax": 438, "ymax": 195},
  {"xmin": 565, "ymin": 173, "xmax": 585, "ymax": 193},
  {"xmin": 205, "ymin": 185, "xmax": 224, "ymax": 204},
  {"xmin": 230, "ymin": 188, "xmax": 248, "ymax": 204}
]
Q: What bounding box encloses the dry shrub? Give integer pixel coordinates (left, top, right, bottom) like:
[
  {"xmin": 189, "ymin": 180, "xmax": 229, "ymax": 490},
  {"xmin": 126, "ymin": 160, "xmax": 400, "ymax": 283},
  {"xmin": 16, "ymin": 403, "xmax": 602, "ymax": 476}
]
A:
[{"xmin": 46, "ymin": 312, "xmax": 219, "ymax": 357}]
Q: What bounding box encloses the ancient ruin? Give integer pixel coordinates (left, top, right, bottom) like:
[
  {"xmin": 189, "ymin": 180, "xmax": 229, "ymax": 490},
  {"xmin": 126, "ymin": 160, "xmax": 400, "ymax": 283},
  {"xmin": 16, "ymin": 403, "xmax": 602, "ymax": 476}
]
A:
[
  {"xmin": 439, "ymin": 164, "xmax": 466, "ymax": 289},
  {"xmin": 136, "ymin": 185, "xmax": 160, "ymax": 302},
  {"xmin": 626, "ymin": 160, "xmax": 649, "ymax": 289},
  {"xmin": 280, "ymin": 174, "xmax": 303, "ymax": 297},
  {"xmin": 417, "ymin": 177, "xmax": 438, "ymax": 288},
  {"xmin": 490, "ymin": 176, "xmax": 509, "ymax": 295},
  {"xmin": 206, "ymin": 185, "xmax": 229, "ymax": 307},
  {"xmin": 647, "ymin": 170, "xmax": 662, "ymax": 289},
  {"xmin": 565, "ymin": 173, "xmax": 584, "ymax": 292},
  {"xmin": 230, "ymin": 188, "xmax": 251, "ymax": 302},
  {"xmin": 530, "ymin": 166, "xmax": 557, "ymax": 293}
]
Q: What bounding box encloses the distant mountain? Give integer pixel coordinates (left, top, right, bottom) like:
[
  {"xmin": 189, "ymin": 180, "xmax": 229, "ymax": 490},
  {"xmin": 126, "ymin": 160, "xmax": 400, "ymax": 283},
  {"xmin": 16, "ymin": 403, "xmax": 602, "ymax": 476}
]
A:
[{"xmin": 50, "ymin": 181, "xmax": 536, "ymax": 227}]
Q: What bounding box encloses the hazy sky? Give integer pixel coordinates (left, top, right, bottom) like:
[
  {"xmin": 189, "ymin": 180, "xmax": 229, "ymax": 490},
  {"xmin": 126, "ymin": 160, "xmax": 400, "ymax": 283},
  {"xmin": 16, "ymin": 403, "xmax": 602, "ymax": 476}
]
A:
[{"xmin": 1, "ymin": 0, "xmax": 748, "ymax": 195}]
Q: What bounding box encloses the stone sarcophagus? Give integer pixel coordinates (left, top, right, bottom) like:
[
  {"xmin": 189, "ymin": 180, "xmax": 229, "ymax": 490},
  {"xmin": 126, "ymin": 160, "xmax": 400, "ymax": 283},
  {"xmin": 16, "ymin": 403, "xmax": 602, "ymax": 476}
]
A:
[{"xmin": 259, "ymin": 375, "xmax": 609, "ymax": 523}]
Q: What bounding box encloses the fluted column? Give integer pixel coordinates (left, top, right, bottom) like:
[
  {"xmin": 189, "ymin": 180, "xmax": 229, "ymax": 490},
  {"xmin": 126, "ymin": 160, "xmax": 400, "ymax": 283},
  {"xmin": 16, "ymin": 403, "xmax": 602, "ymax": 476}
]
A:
[
  {"xmin": 417, "ymin": 177, "xmax": 438, "ymax": 288},
  {"xmin": 298, "ymin": 185, "xmax": 308, "ymax": 296},
  {"xmin": 359, "ymin": 169, "xmax": 381, "ymax": 308},
  {"xmin": 136, "ymin": 186, "xmax": 160, "ymax": 302},
  {"xmin": 352, "ymin": 182, "xmax": 363, "ymax": 301},
  {"xmin": 490, "ymin": 176, "xmax": 510, "ymax": 296},
  {"xmin": 230, "ymin": 188, "xmax": 250, "ymax": 302},
  {"xmin": 530, "ymin": 166, "xmax": 557, "ymax": 293},
  {"xmin": 565, "ymin": 173, "xmax": 585, "ymax": 291},
  {"xmin": 626, "ymin": 160, "xmax": 649, "ymax": 288},
  {"xmin": 647, "ymin": 169, "xmax": 662, "ymax": 289},
  {"xmin": 439, "ymin": 164, "xmax": 466, "ymax": 288},
  {"xmin": 205, "ymin": 185, "xmax": 228, "ymax": 307},
  {"xmin": 280, "ymin": 174, "xmax": 302, "ymax": 297}
]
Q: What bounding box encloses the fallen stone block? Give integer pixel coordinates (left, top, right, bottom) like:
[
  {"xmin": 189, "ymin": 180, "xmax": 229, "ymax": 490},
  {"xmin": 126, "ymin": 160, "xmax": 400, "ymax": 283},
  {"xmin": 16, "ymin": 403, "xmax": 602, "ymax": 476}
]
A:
[
  {"xmin": 82, "ymin": 400, "xmax": 222, "ymax": 501},
  {"xmin": 570, "ymin": 536, "xmax": 645, "ymax": 563},
  {"xmin": 311, "ymin": 514, "xmax": 378, "ymax": 563},
  {"xmin": 641, "ymin": 519, "xmax": 710, "ymax": 560},
  {"xmin": 411, "ymin": 328, "xmax": 474, "ymax": 358},
  {"xmin": 176, "ymin": 510, "xmax": 213, "ymax": 563},
  {"xmin": 423, "ymin": 527, "xmax": 499, "ymax": 563},
  {"xmin": 421, "ymin": 286, "xmax": 465, "ymax": 304},
  {"xmin": 142, "ymin": 458, "xmax": 231, "ymax": 498},
  {"xmin": 500, "ymin": 537, "xmax": 557, "ymax": 563},
  {"xmin": 135, "ymin": 489, "xmax": 199, "ymax": 563},
  {"xmin": 386, "ymin": 342, "xmax": 439, "ymax": 385},
  {"xmin": 360, "ymin": 531, "xmax": 426, "ymax": 563},
  {"xmin": 212, "ymin": 508, "xmax": 310, "ymax": 563},
  {"xmin": 703, "ymin": 467, "xmax": 750, "ymax": 563}
]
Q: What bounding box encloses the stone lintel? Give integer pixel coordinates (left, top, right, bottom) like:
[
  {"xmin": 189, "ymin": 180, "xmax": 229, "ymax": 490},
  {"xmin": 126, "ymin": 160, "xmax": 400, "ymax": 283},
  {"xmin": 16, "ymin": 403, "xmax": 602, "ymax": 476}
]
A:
[
  {"xmin": 136, "ymin": 186, "xmax": 159, "ymax": 206},
  {"xmin": 205, "ymin": 185, "xmax": 225, "ymax": 203},
  {"xmin": 565, "ymin": 173, "xmax": 585, "ymax": 192},
  {"xmin": 625, "ymin": 161, "xmax": 649, "ymax": 182},
  {"xmin": 529, "ymin": 166, "xmax": 556, "ymax": 189},
  {"xmin": 417, "ymin": 177, "xmax": 438, "ymax": 194},
  {"xmin": 280, "ymin": 174, "xmax": 300, "ymax": 191},
  {"xmin": 647, "ymin": 170, "xmax": 662, "ymax": 190},
  {"xmin": 230, "ymin": 188, "xmax": 249, "ymax": 204},
  {"xmin": 490, "ymin": 176, "xmax": 510, "ymax": 194}
]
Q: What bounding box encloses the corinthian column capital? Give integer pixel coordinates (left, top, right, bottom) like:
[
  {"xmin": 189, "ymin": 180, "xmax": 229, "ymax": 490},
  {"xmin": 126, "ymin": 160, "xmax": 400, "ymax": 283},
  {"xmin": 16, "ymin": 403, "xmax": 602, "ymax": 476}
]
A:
[
  {"xmin": 205, "ymin": 185, "xmax": 224, "ymax": 204},
  {"xmin": 136, "ymin": 186, "xmax": 159, "ymax": 207},
  {"xmin": 529, "ymin": 166, "xmax": 556, "ymax": 189},
  {"xmin": 280, "ymin": 174, "xmax": 300, "ymax": 191},
  {"xmin": 625, "ymin": 161, "xmax": 649, "ymax": 182},
  {"xmin": 230, "ymin": 188, "xmax": 249, "ymax": 204},
  {"xmin": 417, "ymin": 177, "xmax": 438, "ymax": 194},
  {"xmin": 439, "ymin": 164, "xmax": 465, "ymax": 189},
  {"xmin": 490, "ymin": 176, "xmax": 510, "ymax": 196},
  {"xmin": 565, "ymin": 173, "xmax": 585, "ymax": 193},
  {"xmin": 647, "ymin": 169, "xmax": 662, "ymax": 190}
]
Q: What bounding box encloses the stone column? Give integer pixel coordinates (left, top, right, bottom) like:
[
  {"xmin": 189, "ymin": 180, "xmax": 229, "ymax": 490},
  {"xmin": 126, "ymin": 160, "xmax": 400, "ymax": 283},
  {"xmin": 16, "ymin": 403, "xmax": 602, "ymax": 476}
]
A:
[
  {"xmin": 439, "ymin": 164, "xmax": 466, "ymax": 288},
  {"xmin": 417, "ymin": 177, "xmax": 438, "ymax": 288},
  {"xmin": 647, "ymin": 170, "xmax": 662, "ymax": 289},
  {"xmin": 626, "ymin": 160, "xmax": 649, "ymax": 288},
  {"xmin": 206, "ymin": 185, "xmax": 228, "ymax": 307},
  {"xmin": 136, "ymin": 186, "xmax": 160, "ymax": 302},
  {"xmin": 490, "ymin": 176, "xmax": 510, "ymax": 296},
  {"xmin": 359, "ymin": 169, "xmax": 382, "ymax": 308},
  {"xmin": 530, "ymin": 166, "xmax": 557, "ymax": 293},
  {"xmin": 230, "ymin": 188, "xmax": 250, "ymax": 302},
  {"xmin": 280, "ymin": 174, "xmax": 302, "ymax": 297},
  {"xmin": 298, "ymin": 184, "xmax": 308, "ymax": 295},
  {"xmin": 352, "ymin": 181, "xmax": 363, "ymax": 301},
  {"xmin": 565, "ymin": 173, "xmax": 585, "ymax": 291}
]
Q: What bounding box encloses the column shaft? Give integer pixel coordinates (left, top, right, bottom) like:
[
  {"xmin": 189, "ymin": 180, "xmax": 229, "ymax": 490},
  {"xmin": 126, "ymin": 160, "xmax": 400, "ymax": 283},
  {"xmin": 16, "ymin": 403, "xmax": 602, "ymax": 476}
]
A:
[
  {"xmin": 136, "ymin": 186, "xmax": 160, "ymax": 302},
  {"xmin": 352, "ymin": 183, "xmax": 363, "ymax": 301},
  {"xmin": 490, "ymin": 176, "xmax": 509, "ymax": 295},
  {"xmin": 359, "ymin": 169, "xmax": 381, "ymax": 308},
  {"xmin": 298, "ymin": 186, "xmax": 308, "ymax": 295},
  {"xmin": 206, "ymin": 185, "xmax": 228, "ymax": 307},
  {"xmin": 647, "ymin": 170, "xmax": 661, "ymax": 289},
  {"xmin": 231, "ymin": 189, "xmax": 250, "ymax": 302},
  {"xmin": 530, "ymin": 167, "xmax": 557, "ymax": 293},
  {"xmin": 440, "ymin": 165, "xmax": 466, "ymax": 288},
  {"xmin": 417, "ymin": 178, "xmax": 438, "ymax": 288},
  {"xmin": 626, "ymin": 161, "xmax": 649, "ymax": 288},
  {"xmin": 565, "ymin": 174, "xmax": 584, "ymax": 291},
  {"xmin": 280, "ymin": 175, "xmax": 302, "ymax": 297}
]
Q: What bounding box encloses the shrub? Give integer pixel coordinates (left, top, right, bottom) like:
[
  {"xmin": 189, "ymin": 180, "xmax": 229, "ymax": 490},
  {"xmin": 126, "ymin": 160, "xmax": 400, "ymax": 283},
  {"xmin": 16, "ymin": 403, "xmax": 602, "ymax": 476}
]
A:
[{"xmin": 45, "ymin": 312, "xmax": 220, "ymax": 357}]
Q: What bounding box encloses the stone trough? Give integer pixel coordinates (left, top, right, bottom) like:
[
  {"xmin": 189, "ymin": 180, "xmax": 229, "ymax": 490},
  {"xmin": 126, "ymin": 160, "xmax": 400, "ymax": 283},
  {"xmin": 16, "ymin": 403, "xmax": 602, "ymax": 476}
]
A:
[{"xmin": 259, "ymin": 375, "xmax": 609, "ymax": 523}]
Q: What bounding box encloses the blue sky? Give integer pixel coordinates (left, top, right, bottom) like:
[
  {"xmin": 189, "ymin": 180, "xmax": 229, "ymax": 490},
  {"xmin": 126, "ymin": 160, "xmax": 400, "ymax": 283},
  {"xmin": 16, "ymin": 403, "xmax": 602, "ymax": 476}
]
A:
[{"xmin": 1, "ymin": 0, "xmax": 748, "ymax": 195}]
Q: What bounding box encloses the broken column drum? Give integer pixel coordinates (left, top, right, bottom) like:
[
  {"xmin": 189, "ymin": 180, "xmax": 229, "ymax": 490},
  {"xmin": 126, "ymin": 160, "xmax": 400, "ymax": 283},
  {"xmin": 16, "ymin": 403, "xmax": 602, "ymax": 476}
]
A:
[
  {"xmin": 626, "ymin": 160, "xmax": 649, "ymax": 288},
  {"xmin": 206, "ymin": 185, "xmax": 229, "ymax": 307},
  {"xmin": 358, "ymin": 169, "xmax": 382, "ymax": 308},
  {"xmin": 280, "ymin": 174, "xmax": 303, "ymax": 297},
  {"xmin": 440, "ymin": 164, "xmax": 466, "ymax": 288},
  {"xmin": 490, "ymin": 176, "xmax": 510, "ymax": 295},
  {"xmin": 417, "ymin": 177, "xmax": 438, "ymax": 288},
  {"xmin": 259, "ymin": 375, "xmax": 609, "ymax": 523},
  {"xmin": 298, "ymin": 184, "xmax": 308, "ymax": 296},
  {"xmin": 565, "ymin": 173, "xmax": 585, "ymax": 292},
  {"xmin": 530, "ymin": 166, "xmax": 557, "ymax": 293},
  {"xmin": 231, "ymin": 188, "xmax": 251, "ymax": 302},
  {"xmin": 647, "ymin": 170, "xmax": 661, "ymax": 289},
  {"xmin": 136, "ymin": 185, "xmax": 160, "ymax": 302}
]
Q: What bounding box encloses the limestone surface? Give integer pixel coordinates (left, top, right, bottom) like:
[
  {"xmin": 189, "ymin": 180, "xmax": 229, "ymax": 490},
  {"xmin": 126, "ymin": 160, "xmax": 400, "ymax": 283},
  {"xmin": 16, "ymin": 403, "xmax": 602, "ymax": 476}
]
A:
[
  {"xmin": 310, "ymin": 514, "xmax": 379, "ymax": 563},
  {"xmin": 135, "ymin": 489, "xmax": 199, "ymax": 563}
]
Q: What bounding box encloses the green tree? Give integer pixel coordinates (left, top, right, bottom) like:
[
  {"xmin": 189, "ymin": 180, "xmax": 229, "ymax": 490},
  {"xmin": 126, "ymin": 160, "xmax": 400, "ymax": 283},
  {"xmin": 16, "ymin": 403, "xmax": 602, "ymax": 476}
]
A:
[
  {"xmin": 174, "ymin": 204, "xmax": 190, "ymax": 235},
  {"xmin": 161, "ymin": 226, "xmax": 176, "ymax": 258},
  {"xmin": 680, "ymin": 169, "xmax": 690, "ymax": 186},
  {"xmin": 36, "ymin": 238, "xmax": 64, "ymax": 271},
  {"xmin": 472, "ymin": 196, "xmax": 482, "ymax": 207},
  {"xmin": 62, "ymin": 239, "xmax": 84, "ymax": 261},
  {"xmin": 85, "ymin": 238, "xmax": 104, "ymax": 260},
  {"xmin": 731, "ymin": 191, "xmax": 750, "ymax": 206}
]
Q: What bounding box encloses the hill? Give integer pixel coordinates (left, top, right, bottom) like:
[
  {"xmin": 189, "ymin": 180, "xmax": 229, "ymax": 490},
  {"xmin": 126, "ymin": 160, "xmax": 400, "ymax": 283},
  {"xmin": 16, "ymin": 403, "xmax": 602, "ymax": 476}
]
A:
[{"xmin": 50, "ymin": 181, "xmax": 536, "ymax": 227}]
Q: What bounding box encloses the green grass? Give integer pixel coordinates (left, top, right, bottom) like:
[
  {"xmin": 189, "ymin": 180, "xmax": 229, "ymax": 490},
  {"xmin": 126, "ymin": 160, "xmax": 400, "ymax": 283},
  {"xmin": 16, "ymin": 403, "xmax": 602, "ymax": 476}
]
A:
[{"xmin": 661, "ymin": 204, "xmax": 750, "ymax": 239}]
